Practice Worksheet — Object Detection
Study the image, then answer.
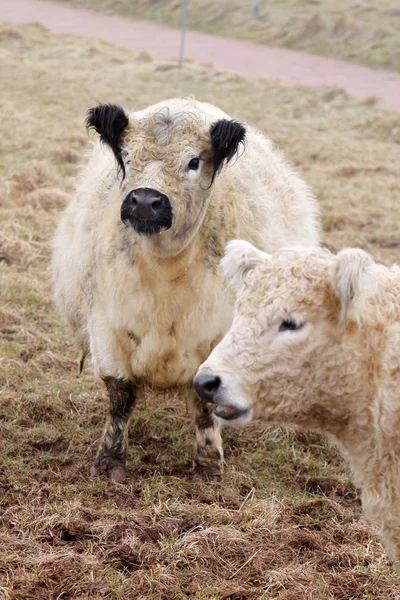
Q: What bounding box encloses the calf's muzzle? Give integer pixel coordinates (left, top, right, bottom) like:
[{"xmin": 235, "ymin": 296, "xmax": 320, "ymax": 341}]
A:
[
  {"xmin": 193, "ymin": 370, "xmax": 252, "ymax": 424},
  {"xmin": 193, "ymin": 372, "xmax": 221, "ymax": 403}
]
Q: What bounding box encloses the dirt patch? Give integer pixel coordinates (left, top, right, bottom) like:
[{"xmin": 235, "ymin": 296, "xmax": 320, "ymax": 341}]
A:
[{"xmin": 303, "ymin": 476, "xmax": 357, "ymax": 498}]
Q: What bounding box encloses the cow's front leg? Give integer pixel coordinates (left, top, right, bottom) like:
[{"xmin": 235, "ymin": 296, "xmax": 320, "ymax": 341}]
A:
[
  {"xmin": 91, "ymin": 377, "xmax": 137, "ymax": 483},
  {"xmin": 190, "ymin": 392, "xmax": 223, "ymax": 480}
]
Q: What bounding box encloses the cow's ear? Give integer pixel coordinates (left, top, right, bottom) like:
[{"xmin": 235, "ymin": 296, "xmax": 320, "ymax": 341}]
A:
[
  {"xmin": 221, "ymin": 240, "xmax": 271, "ymax": 293},
  {"xmin": 209, "ymin": 119, "xmax": 246, "ymax": 184},
  {"xmin": 333, "ymin": 249, "xmax": 376, "ymax": 324},
  {"xmin": 86, "ymin": 104, "xmax": 129, "ymax": 177}
]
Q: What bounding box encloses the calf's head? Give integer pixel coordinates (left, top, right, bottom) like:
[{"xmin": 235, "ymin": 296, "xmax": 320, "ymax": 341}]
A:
[
  {"xmin": 194, "ymin": 241, "xmax": 378, "ymax": 433},
  {"xmin": 86, "ymin": 103, "xmax": 246, "ymax": 257}
]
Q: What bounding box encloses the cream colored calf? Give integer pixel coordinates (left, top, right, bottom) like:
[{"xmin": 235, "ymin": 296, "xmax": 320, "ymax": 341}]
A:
[{"xmin": 195, "ymin": 241, "xmax": 400, "ymax": 569}]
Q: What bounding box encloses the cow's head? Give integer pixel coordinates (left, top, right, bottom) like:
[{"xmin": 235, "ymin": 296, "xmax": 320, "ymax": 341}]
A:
[
  {"xmin": 86, "ymin": 103, "xmax": 246, "ymax": 258},
  {"xmin": 194, "ymin": 241, "xmax": 379, "ymax": 434}
]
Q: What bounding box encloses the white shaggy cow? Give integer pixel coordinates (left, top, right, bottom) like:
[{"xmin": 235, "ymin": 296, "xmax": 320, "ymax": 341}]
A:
[
  {"xmin": 52, "ymin": 97, "xmax": 319, "ymax": 482},
  {"xmin": 195, "ymin": 241, "xmax": 400, "ymax": 569}
]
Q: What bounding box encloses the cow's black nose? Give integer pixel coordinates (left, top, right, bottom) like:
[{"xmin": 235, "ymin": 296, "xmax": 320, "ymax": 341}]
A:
[
  {"xmin": 127, "ymin": 188, "xmax": 170, "ymax": 221},
  {"xmin": 193, "ymin": 372, "xmax": 221, "ymax": 403}
]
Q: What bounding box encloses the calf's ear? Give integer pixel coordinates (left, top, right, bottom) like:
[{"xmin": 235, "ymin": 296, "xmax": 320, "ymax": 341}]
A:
[
  {"xmin": 86, "ymin": 104, "xmax": 129, "ymax": 177},
  {"xmin": 209, "ymin": 119, "xmax": 246, "ymax": 184},
  {"xmin": 333, "ymin": 249, "xmax": 376, "ymax": 324},
  {"xmin": 221, "ymin": 240, "xmax": 271, "ymax": 293}
]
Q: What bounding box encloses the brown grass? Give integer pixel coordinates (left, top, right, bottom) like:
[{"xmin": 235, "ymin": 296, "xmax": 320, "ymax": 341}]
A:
[
  {"xmin": 53, "ymin": 0, "xmax": 400, "ymax": 73},
  {"xmin": 1, "ymin": 21, "xmax": 400, "ymax": 599}
]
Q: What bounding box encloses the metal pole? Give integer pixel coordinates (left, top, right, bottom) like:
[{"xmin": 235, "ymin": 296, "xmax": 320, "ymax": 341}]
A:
[
  {"xmin": 179, "ymin": 0, "xmax": 189, "ymax": 69},
  {"xmin": 254, "ymin": 0, "xmax": 261, "ymax": 21}
]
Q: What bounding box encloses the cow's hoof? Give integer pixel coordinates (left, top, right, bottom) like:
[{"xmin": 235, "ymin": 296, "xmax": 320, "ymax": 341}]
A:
[
  {"xmin": 90, "ymin": 460, "xmax": 127, "ymax": 483},
  {"xmin": 192, "ymin": 463, "xmax": 222, "ymax": 481}
]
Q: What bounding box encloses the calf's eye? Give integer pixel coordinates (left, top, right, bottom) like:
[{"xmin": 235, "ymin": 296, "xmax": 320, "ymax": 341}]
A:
[
  {"xmin": 279, "ymin": 319, "xmax": 305, "ymax": 332},
  {"xmin": 188, "ymin": 157, "xmax": 200, "ymax": 170}
]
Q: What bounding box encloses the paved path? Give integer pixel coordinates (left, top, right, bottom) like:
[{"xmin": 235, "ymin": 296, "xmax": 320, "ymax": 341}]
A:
[{"xmin": 2, "ymin": 0, "xmax": 400, "ymax": 110}]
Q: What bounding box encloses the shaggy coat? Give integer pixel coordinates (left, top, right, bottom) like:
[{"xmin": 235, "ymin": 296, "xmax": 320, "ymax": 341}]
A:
[
  {"xmin": 196, "ymin": 241, "xmax": 400, "ymax": 568},
  {"xmin": 52, "ymin": 97, "xmax": 319, "ymax": 481}
]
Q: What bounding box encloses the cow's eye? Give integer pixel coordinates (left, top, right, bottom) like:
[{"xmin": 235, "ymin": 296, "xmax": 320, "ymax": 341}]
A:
[
  {"xmin": 279, "ymin": 319, "xmax": 305, "ymax": 332},
  {"xmin": 188, "ymin": 157, "xmax": 200, "ymax": 170}
]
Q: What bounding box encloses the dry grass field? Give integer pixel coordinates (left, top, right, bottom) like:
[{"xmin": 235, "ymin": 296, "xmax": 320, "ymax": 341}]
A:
[
  {"xmin": 53, "ymin": 0, "xmax": 400, "ymax": 73},
  {"xmin": 1, "ymin": 21, "xmax": 400, "ymax": 599}
]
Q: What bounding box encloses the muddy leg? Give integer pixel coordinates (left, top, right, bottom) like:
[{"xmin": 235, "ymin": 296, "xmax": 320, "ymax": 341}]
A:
[
  {"xmin": 190, "ymin": 392, "xmax": 223, "ymax": 480},
  {"xmin": 91, "ymin": 377, "xmax": 137, "ymax": 483}
]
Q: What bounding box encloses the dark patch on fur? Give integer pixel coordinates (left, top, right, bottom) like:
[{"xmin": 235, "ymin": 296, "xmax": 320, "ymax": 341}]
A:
[
  {"xmin": 103, "ymin": 377, "xmax": 136, "ymax": 420},
  {"xmin": 195, "ymin": 444, "xmax": 222, "ymax": 462},
  {"xmin": 127, "ymin": 330, "xmax": 141, "ymax": 345},
  {"xmin": 209, "ymin": 119, "xmax": 246, "ymax": 185},
  {"xmin": 190, "ymin": 394, "xmax": 223, "ymax": 477},
  {"xmin": 170, "ymin": 273, "xmax": 186, "ymax": 285},
  {"xmin": 194, "ymin": 407, "xmax": 214, "ymax": 431},
  {"xmin": 86, "ymin": 104, "xmax": 129, "ymax": 177},
  {"xmin": 209, "ymin": 228, "xmax": 223, "ymax": 259},
  {"xmin": 94, "ymin": 377, "xmax": 137, "ymax": 472},
  {"xmin": 114, "ymin": 221, "xmax": 137, "ymax": 263}
]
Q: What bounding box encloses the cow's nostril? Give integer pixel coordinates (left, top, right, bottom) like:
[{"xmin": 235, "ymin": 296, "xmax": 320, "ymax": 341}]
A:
[
  {"xmin": 152, "ymin": 199, "xmax": 163, "ymax": 211},
  {"xmin": 204, "ymin": 377, "xmax": 221, "ymax": 393},
  {"xmin": 131, "ymin": 197, "xmax": 137, "ymax": 207},
  {"xmin": 193, "ymin": 372, "xmax": 221, "ymax": 403}
]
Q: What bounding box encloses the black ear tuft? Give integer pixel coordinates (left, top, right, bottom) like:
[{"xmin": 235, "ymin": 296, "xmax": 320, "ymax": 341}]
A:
[
  {"xmin": 209, "ymin": 119, "xmax": 246, "ymax": 185},
  {"xmin": 86, "ymin": 104, "xmax": 129, "ymax": 177}
]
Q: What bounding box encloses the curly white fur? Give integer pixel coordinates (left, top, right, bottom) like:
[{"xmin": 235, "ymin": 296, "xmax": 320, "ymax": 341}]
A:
[
  {"xmin": 200, "ymin": 241, "xmax": 400, "ymax": 569},
  {"xmin": 52, "ymin": 97, "xmax": 319, "ymax": 475},
  {"xmin": 52, "ymin": 98, "xmax": 319, "ymax": 385}
]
